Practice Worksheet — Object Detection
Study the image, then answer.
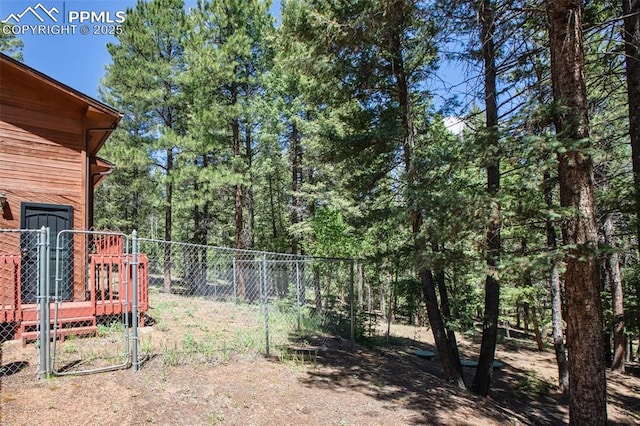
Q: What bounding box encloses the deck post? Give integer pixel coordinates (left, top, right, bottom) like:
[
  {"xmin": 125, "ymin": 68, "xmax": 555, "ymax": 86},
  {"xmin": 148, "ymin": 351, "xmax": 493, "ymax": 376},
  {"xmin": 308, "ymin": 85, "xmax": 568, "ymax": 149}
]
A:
[
  {"xmin": 38, "ymin": 226, "xmax": 51, "ymax": 379},
  {"xmin": 131, "ymin": 230, "xmax": 139, "ymax": 372}
]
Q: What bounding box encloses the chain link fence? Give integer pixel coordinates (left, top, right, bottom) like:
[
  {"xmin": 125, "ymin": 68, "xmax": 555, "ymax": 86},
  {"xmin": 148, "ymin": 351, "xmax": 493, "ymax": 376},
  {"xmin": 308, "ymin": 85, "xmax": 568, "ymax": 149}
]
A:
[
  {"xmin": 1, "ymin": 230, "xmax": 357, "ymax": 378},
  {"xmin": 0, "ymin": 228, "xmax": 46, "ymax": 378},
  {"xmin": 137, "ymin": 238, "xmax": 355, "ymax": 366},
  {"xmin": 0, "ymin": 229, "xmax": 146, "ymax": 379}
]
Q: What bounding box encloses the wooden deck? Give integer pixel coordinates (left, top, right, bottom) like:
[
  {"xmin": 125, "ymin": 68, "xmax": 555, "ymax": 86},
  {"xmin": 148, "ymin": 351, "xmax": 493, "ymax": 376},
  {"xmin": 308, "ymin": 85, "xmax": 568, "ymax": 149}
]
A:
[{"xmin": 0, "ymin": 253, "xmax": 148, "ymax": 342}]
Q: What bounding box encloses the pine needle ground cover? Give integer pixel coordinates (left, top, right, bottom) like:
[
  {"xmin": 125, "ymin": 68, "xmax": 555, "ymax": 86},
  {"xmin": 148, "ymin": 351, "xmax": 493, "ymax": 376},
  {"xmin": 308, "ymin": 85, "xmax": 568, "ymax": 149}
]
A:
[{"xmin": 2, "ymin": 293, "xmax": 639, "ymax": 425}]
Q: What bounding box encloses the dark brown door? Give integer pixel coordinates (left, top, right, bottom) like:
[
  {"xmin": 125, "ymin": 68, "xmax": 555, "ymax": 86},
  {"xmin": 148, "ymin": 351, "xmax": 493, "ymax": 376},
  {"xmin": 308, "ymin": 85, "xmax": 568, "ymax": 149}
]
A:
[{"xmin": 20, "ymin": 203, "xmax": 73, "ymax": 303}]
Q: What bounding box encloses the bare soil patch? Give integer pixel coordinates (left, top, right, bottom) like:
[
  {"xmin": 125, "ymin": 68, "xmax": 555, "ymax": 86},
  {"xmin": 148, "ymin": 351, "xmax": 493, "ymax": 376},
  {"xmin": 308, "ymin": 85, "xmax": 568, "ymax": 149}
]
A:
[{"xmin": 1, "ymin": 294, "xmax": 639, "ymax": 425}]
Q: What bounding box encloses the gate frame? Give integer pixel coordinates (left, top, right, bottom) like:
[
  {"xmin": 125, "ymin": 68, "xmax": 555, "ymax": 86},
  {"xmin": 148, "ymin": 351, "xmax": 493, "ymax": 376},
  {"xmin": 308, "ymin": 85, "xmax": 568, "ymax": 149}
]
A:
[
  {"xmin": 49, "ymin": 229, "xmax": 139, "ymax": 376},
  {"xmin": 37, "ymin": 226, "xmax": 51, "ymax": 379}
]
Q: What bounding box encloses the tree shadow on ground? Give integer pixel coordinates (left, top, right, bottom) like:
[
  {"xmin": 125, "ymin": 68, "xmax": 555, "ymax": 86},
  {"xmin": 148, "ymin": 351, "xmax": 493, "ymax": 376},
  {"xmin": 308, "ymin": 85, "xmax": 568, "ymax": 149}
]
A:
[
  {"xmin": 0, "ymin": 361, "xmax": 29, "ymax": 377},
  {"xmin": 606, "ymin": 370, "xmax": 640, "ymax": 424},
  {"xmin": 288, "ymin": 335, "xmax": 568, "ymax": 425},
  {"xmin": 624, "ymin": 363, "xmax": 640, "ymax": 378}
]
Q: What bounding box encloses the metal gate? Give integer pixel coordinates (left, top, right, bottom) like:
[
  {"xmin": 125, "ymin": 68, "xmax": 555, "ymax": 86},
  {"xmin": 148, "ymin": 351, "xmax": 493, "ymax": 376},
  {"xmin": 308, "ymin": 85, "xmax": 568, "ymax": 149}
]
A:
[{"xmin": 48, "ymin": 230, "xmax": 140, "ymax": 376}]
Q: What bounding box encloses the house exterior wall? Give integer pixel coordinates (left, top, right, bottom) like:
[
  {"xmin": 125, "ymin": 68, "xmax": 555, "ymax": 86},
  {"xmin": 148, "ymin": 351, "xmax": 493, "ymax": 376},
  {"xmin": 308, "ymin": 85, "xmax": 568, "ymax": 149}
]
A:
[
  {"xmin": 0, "ymin": 60, "xmax": 88, "ymax": 301},
  {"xmin": 0, "ymin": 62, "xmax": 88, "ymax": 232}
]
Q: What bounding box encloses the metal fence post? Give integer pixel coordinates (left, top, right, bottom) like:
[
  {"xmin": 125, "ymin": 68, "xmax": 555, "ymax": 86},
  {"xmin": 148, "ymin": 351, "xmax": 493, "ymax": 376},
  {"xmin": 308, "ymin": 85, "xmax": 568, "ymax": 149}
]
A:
[
  {"xmin": 38, "ymin": 227, "xmax": 50, "ymax": 379},
  {"xmin": 295, "ymin": 261, "xmax": 301, "ymax": 331},
  {"xmin": 232, "ymin": 257, "xmax": 237, "ymax": 304},
  {"xmin": 262, "ymin": 254, "xmax": 269, "ymax": 357},
  {"xmin": 131, "ymin": 230, "xmax": 139, "ymax": 371},
  {"xmin": 51, "ymin": 230, "xmax": 62, "ymax": 356},
  {"xmin": 349, "ymin": 258, "xmax": 355, "ymax": 347}
]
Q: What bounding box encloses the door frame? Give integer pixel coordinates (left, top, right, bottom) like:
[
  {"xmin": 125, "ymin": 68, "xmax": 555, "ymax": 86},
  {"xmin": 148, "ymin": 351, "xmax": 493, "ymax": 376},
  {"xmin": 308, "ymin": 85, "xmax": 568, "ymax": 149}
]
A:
[{"xmin": 20, "ymin": 202, "xmax": 74, "ymax": 303}]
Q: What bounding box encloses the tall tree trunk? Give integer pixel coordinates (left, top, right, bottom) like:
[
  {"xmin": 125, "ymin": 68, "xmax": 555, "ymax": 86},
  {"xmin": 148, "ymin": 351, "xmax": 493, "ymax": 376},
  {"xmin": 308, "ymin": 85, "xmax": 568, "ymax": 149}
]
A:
[
  {"xmin": 380, "ymin": 275, "xmax": 386, "ymax": 318},
  {"xmin": 547, "ymin": 1, "xmax": 607, "ymax": 423},
  {"xmin": 291, "ymin": 123, "xmax": 302, "ymax": 254},
  {"xmin": 314, "ymin": 265, "xmax": 321, "ymax": 311},
  {"xmin": 529, "ymin": 304, "xmax": 544, "ymax": 351},
  {"xmin": 132, "ymin": 163, "xmax": 140, "ymax": 231},
  {"xmin": 545, "ymin": 170, "xmax": 569, "ymax": 394},
  {"xmin": 386, "ymin": 3, "xmax": 465, "ymax": 387},
  {"xmin": 408, "ymin": 138, "xmax": 465, "ymax": 387},
  {"xmin": 358, "ymin": 263, "xmax": 365, "ymax": 309},
  {"xmin": 245, "ymin": 131, "xmax": 255, "ymax": 249},
  {"xmin": 472, "ymin": 0, "xmax": 500, "ymax": 397},
  {"xmin": 550, "ymin": 259, "xmax": 569, "ymax": 390},
  {"xmin": 187, "ymin": 187, "xmax": 209, "ymax": 295},
  {"xmin": 420, "ymin": 268, "xmax": 465, "ymax": 387},
  {"xmin": 623, "ymin": 0, "xmax": 639, "ymax": 371},
  {"xmin": 187, "ymin": 202, "xmax": 201, "ymax": 295},
  {"xmin": 232, "ymin": 88, "xmax": 246, "ymax": 298},
  {"xmin": 521, "ymin": 239, "xmax": 543, "ymax": 351},
  {"xmin": 163, "ymin": 148, "xmax": 173, "ymax": 294},
  {"xmin": 622, "ymin": 0, "xmax": 639, "ymax": 372},
  {"xmin": 386, "ymin": 269, "xmax": 393, "ymax": 341},
  {"xmin": 602, "ymin": 214, "xmax": 625, "ymax": 371},
  {"xmin": 268, "ymin": 174, "xmax": 278, "ymax": 239},
  {"xmin": 623, "ymin": 0, "xmax": 640, "ymax": 250},
  {"xmin": 233, "ymin": 117, "xmax": 243, "ymax": 250},
  {"xmin": 433, "ymin": 243, "xmax": 462, "ymax": 362}
]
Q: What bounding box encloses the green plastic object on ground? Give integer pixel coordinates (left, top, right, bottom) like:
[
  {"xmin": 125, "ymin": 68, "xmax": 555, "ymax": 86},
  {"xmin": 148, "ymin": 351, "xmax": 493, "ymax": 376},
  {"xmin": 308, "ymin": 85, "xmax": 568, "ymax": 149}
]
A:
[
  {"xmin": 460, "ymin": 359, "xmax": 504, "ymax": 370},
  {"xmin": 414, "ymin": 350, "xmax": 436, "ymax": 360}
]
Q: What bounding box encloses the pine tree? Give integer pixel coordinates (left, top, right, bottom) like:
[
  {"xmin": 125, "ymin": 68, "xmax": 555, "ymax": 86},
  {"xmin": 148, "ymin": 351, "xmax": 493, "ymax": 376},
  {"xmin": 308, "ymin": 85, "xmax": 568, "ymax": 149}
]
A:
[
  {"xmin": 186, "ymin": 0, "xmax": 273, "ymax": 252},
  {"xmin": 471, "ymin": 0, "xmax": 501, "ymax": 396},
  {"xmin": 624, "ymin": 0, "xmax": 640, "ymax": 252},
  {"xmin": 547, "ymin": 0, "xmax": 607, "ymax": 423},
  {"xmin": 0, "ymin": 23, "xmax": 23, "ymax": 60},
  {"xmin": 288, "ymin": 0, "xmax": 470, "ymax": 387},
  {"xmin": 101, "ymin": 0, "xmax": 189, "ymax": 293}
]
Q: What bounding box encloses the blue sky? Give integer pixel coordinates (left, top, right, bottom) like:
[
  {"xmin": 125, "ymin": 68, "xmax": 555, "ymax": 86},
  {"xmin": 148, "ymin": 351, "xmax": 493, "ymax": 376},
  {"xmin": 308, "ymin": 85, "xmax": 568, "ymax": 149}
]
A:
[
  {"xmin": 2, "ymin": 0, "xmax": 467, "ymax": 110},
  {"xmin": 1, "ymin": 1, "xmax": 147, "ymax": 97}
]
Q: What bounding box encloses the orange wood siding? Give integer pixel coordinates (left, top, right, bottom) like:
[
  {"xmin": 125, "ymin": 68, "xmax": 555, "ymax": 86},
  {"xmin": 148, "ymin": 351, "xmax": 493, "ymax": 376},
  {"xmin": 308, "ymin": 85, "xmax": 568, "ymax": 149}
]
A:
[
  {"xmin": 1, "ymin": 59, "xmax": 87, "ymax": 301},
  {"xmin": 0, "ymin": 63, "xmax": 87, "ymax": 232},
  {"xmin": 1, "ymin": 54, "xmax": 122, "ymax": 306}
]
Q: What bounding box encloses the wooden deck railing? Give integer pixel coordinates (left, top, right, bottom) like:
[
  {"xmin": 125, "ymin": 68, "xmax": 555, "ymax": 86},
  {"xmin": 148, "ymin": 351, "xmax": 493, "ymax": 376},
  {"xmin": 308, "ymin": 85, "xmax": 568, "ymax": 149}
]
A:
[
  {"xmin": 0, "ymin": 254, "xmax": 21, "ymax": 322},
  {"xmin": 90, "ymin": 254, "xmax": 149, "ymax": 316},
  {"xmin": 0, "ymin": 253, "xmax": 148, "ymax": 325}
]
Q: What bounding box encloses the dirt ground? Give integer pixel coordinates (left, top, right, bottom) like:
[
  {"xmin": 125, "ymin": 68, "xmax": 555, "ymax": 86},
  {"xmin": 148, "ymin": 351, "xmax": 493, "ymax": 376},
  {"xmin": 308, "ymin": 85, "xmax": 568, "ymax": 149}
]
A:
[{"xmin": 1, "ymin": 297, "xmax": 639, "ymax": 425}]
